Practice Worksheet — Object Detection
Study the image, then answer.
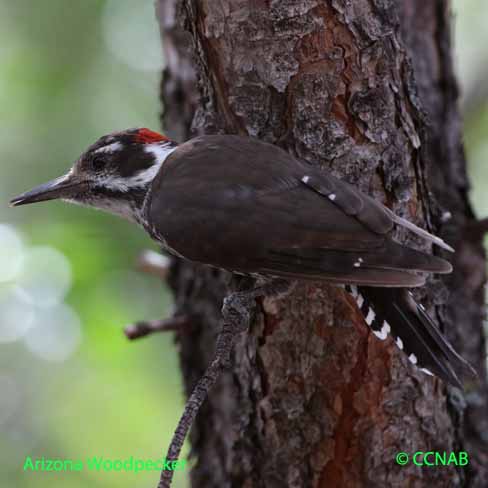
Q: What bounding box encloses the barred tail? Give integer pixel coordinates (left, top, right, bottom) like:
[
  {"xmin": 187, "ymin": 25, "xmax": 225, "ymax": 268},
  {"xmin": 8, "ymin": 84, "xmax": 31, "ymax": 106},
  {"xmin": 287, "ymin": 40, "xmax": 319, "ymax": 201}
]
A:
[{"xmin": 345, "ymin": 285, "xmax": 476, "ymax": 388}]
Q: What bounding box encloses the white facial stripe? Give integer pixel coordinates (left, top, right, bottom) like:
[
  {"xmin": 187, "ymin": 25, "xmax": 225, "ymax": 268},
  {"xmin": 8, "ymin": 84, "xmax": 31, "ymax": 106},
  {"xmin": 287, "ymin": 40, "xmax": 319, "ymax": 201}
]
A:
[
  {"xmin": 95, "ymin": 142, "xmax": 123, "ymax": 154},
  {"xmin": 144, "ymin": 143, "xmax": 175, "ymax": 163},
  {"xmin": 101, "ymin": 143, "xmax": 177, "ymax": 192}
]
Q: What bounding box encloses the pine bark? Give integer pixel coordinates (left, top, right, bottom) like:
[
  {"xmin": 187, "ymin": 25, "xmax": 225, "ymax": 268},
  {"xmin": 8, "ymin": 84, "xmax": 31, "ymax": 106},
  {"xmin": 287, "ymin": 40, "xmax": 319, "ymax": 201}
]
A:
[{"xmin": 156, "ymin": 1, "xmax": 488, "ymax": 486}]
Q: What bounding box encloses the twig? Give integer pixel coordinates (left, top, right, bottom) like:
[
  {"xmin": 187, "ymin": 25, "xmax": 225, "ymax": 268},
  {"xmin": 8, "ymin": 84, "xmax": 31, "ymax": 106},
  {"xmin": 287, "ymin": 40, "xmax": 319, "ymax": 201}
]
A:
[
  {"xmin": 157, "ymin": 279, "xmax": 292, "ymax": 488},
  {"xmin": 124, "ymin": 316, "xmax": 191, "ymax": 340}
]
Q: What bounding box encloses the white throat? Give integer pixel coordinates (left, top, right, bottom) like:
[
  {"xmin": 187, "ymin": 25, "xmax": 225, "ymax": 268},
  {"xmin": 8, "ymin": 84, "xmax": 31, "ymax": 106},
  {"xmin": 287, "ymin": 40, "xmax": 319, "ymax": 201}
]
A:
[{"xmin": 65, "ymin": 196, "xmax": 143, "ymax": 225}]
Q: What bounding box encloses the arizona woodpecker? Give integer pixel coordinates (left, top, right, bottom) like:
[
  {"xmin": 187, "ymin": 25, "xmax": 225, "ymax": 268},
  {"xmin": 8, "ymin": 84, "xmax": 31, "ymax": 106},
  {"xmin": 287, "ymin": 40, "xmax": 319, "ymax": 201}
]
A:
[
  {"xmin": 10, "ymin": 128, "xmax": 474, "ymax": 387},
  {"xmin": 10, "ymin": 129, "xmax": 477, "ymax": 487}
]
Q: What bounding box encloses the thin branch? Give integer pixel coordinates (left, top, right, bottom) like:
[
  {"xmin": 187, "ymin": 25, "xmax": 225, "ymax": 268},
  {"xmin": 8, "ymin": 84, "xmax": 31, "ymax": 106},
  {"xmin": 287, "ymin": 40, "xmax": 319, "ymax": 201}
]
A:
[
  {"xmin": 124, "ymin": 316, "xmax": 192, "ymax": 340},
  {"xmin": 157, "ymin": 279, "xmax": 292, "ymax": 488}
]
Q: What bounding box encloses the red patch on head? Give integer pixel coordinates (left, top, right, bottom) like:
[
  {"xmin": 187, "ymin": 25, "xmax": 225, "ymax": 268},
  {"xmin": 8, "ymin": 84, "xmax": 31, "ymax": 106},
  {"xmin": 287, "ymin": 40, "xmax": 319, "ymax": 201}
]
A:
[{"xmin": 134, "ymin": 128, "xmax": 169, "ymax": 144}]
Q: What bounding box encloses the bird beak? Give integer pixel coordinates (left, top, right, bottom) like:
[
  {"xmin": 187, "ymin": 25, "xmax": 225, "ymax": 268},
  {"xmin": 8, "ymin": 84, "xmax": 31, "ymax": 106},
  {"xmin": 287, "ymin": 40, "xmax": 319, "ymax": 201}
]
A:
[{"xmin": 9, "ymin": 173, "xmax": 84, "ymax": 207}]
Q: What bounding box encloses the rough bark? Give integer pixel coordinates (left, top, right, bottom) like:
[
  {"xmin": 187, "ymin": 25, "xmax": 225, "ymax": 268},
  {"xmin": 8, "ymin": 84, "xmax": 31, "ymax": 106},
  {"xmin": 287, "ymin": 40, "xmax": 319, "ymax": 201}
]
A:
[{"xmin": 156, "ymin": 1, "xmax": 488, "ymax": 486}]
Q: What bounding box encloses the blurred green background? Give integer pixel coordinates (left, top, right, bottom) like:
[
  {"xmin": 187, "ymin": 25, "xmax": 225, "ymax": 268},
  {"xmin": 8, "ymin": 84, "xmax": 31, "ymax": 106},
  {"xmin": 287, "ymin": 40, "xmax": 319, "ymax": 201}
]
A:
[
  {"xmin": 0, "ymin": 1, "xmax": 486, "ymax": 487},
  {"xmin": 0, "ymin": 1, "xmax": 185, "ymax": 487}
]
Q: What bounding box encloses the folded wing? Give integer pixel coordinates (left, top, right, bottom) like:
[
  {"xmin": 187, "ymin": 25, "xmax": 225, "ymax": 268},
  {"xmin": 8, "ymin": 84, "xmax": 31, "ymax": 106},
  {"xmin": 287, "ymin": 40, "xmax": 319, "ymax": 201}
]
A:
[{"xmin": 150, "ymin": 135, "xmax": 453, "ymax": 285}]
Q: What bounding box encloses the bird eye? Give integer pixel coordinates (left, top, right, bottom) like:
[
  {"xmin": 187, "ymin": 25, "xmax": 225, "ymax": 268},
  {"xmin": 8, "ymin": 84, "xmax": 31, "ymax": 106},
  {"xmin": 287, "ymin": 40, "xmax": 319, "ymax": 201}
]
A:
[{"xmin": 91, "ymin": 155, "xmax": 105, "ymax": 171}]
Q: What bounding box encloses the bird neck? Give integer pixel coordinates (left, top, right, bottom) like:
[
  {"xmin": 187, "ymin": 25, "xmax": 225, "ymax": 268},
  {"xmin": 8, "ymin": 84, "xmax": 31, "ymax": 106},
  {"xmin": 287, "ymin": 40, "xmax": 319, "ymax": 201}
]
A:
[{"xmin": 64, "ymin": 186, "xmax": 148, "ymax": 226}]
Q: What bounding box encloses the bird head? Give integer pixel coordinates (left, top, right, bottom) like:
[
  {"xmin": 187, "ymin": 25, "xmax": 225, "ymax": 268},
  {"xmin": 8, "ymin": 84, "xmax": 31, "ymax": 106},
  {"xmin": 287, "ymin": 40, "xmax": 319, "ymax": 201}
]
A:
[{"xmin": 10, "ymin": 128, "xmax": 177, "ymax": 223}]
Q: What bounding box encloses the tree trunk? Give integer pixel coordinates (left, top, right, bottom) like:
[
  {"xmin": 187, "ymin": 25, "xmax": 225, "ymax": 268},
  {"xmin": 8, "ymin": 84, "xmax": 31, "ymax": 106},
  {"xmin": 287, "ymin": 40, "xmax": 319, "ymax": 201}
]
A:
[{"xmin": 156, "ymin": 1, "xmax": 488, "ymax": 486}]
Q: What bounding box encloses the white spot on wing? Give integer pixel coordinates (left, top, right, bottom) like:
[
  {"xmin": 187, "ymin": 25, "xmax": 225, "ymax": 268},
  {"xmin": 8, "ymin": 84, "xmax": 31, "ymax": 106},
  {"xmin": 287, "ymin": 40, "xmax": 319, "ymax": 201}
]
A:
[
  {"xmin": 349, "ymin": 285, "xmax": 358, "ymax": 298},
  {"xmin": 408, "ymin": 353, "xmax": 418, "ymax": 365},
  {"xmin": 395, "ymin": 336, "xmax": 404, "ymax": 350},
  {"xmin": 302, "ymin": 175, "xmax": 310, "ymax": 183},
  {"xmin": 353, "ymin": 261, "xmax": 361, "ymax": 268},
  {"xmin": 356, "ymin": 294, "xmax": 364, "ymax": 308},
  {"xmin": 441, "ymin": 211, "xmax": 452, "ymax": 223},
  {"xmin": 328, "ymin": 193, "xmax": 336, "ymax": 201},
  {"xmin": 373, "ymin": 320, "xmax": 390, "ymax": 340}
]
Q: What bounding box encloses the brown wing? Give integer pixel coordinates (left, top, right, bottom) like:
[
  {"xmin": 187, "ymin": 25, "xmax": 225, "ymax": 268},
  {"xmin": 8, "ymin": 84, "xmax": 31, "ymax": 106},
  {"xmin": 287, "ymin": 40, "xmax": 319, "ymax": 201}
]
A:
[{"xmin": 147, "ymin": 135, "xmax": 451, "ymax": 286}]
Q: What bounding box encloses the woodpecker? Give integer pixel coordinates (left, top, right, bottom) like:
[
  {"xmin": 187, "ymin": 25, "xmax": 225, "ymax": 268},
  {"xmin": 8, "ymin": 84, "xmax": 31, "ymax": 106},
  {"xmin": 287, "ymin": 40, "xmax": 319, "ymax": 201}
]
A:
[{"xmin": 10, "ymin": 128, "xmax": 474, "ymax": 388}]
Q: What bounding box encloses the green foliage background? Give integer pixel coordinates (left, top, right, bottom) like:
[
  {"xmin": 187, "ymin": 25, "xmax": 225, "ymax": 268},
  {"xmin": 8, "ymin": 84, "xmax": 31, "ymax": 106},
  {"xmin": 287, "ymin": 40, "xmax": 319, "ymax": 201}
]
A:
[
  {"xmin": 0, "ymin": 1, "xmax": 486, "ymax": 488},
  {"xmin": 1, "ymin": 1, "xmax": 185, "ymax": 487}
]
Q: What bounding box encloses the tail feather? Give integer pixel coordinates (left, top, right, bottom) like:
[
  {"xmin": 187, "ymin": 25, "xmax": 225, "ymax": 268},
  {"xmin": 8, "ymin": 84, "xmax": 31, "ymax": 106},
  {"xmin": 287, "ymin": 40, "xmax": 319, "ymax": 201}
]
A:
[
  {"xmin": 346, "ymin": 285, "xmax": 476, "ymax": 388},
  {"xmin": 411, "ymin": 295, "xmax": 477, "ymax": 378}
]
